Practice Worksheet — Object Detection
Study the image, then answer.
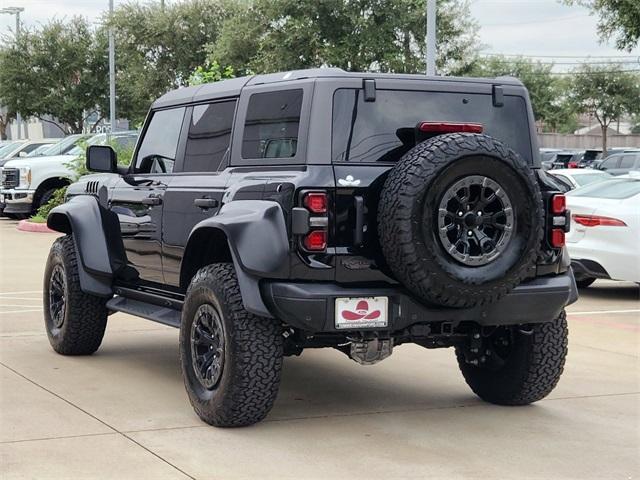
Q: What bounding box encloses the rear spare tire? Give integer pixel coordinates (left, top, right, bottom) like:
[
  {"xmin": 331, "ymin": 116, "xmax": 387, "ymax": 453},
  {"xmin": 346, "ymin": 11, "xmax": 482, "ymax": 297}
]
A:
[{"xmin": 378, "ymin": 133, "xmax": 544, "ymax": 308}]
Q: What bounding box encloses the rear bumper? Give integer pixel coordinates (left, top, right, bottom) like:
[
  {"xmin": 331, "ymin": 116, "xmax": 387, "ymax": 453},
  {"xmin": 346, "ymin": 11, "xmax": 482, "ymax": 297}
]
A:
[{"xmin": 262, "ymin": 272, "xmax": 578, "ymax": 333}]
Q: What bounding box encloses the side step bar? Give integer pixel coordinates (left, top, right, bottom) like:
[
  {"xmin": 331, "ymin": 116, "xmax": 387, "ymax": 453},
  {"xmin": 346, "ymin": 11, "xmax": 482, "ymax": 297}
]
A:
[{"xmin": 106, "ymin": 296, "xmax": 181, "ymax": 328}]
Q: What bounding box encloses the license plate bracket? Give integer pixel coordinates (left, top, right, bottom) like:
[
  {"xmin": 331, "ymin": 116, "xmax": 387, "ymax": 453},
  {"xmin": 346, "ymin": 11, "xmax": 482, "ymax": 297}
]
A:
[{"xmin": 335, "ymin": 297, "xmax": 388, "ymax": 329}]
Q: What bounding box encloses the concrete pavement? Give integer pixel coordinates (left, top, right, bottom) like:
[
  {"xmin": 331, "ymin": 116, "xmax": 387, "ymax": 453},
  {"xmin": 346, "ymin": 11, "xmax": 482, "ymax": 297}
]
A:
[{"xmin": 0, "ymin": 217, "xmax": 638, "ymax": 479}]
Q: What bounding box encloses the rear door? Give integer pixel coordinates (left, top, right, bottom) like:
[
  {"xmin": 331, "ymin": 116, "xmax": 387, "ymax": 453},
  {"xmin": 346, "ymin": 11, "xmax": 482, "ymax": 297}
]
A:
[
  {"xmin": 110, "ymin": 106, "xmax": 186, "ymax": 284},
  {"xmin": 161, "ymin": 99, "xmax": 237, "ymax": 287}
]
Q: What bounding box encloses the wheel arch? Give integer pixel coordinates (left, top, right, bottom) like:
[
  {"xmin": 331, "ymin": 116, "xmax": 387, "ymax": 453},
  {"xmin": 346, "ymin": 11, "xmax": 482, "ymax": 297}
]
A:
[{"xmin": 180, "ymin": 200, "xmax": 290, "ymax": 318}]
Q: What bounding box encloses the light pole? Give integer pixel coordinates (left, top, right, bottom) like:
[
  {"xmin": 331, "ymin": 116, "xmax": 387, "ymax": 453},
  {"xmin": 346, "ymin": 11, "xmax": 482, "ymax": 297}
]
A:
[
  {"xmin": 0, "ymin": 6, "xmax": 25, "ymax": 138},
  {"xmin": 425, "ymin": 0, "xmax": 436, "ymax": 76},
  {"xmin": 108, "ymin": 0, "xmax": 116, "ymax": 133}
]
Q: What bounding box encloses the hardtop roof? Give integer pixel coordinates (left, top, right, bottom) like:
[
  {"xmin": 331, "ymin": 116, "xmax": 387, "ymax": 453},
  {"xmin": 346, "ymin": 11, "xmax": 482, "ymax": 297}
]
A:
[{"xmin": 151, "ymin": 68, "xmax": 525, "ymax": 109}]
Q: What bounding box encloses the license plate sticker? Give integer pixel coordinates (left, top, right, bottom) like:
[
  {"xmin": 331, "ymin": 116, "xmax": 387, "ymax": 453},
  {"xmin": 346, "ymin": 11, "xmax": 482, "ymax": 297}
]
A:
[{"xmin": 335, "ymin": 297, "xmax": 388, "ymax": 329}]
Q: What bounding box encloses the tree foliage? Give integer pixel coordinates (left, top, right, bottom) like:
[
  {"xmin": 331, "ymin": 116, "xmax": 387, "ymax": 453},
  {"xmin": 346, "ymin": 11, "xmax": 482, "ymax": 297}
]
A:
[
  {"xmin": 208, "ymin": 0, "xmax": 479, "ymax": 75},
  {"xmin": 570, "ymin": 65, "xmax": 640, "ymax": 151},
  {"xmin": 466, "ymin": 56, "xmax": 577, "ymax": 132},
  {"xmin": 106, "ymin": 0, "xmax": 239, "ymax": 124},
  {"xmin": 565, "ymin": 0, "xmax": 640, "ymax": 51},
  {"xmin": 188, "ymin": 61, "xmax": 236, "ymax": 86},
  {"xmin": 0, "ymin": 17, "xmax": 108, "ymax": 134}
]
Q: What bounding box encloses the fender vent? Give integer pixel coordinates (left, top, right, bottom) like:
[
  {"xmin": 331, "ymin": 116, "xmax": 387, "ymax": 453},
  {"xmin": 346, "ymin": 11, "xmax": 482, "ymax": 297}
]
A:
[{"xmin": 85, "ymin": 181, "xmax": 99, "ymax": 194}]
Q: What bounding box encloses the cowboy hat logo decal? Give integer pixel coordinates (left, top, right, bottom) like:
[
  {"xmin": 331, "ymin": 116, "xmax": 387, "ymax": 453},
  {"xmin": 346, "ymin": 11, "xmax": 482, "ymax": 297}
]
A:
[{"xmin": 341, "ymin": 300, "xmax": 381, "ymax": 321}]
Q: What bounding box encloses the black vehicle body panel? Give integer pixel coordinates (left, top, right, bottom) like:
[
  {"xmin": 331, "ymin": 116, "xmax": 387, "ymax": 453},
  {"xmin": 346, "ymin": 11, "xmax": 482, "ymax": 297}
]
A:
[{"xmin": 57, "ymin": 68, "xmax": 573, "ymax": 334}]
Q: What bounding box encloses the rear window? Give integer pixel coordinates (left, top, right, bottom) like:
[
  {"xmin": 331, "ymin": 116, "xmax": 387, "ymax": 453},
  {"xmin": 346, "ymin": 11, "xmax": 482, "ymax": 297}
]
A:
[
  {"xmin": 573, "ymin": 173, "xmax": 612, "ymax": 187},
  {"xmin": 568, "ymin": 179, "xmax": 640, "ymax": 199},
  {"xmin": 332, "ymin": 89, "xmax": 532, "ymax": 163}
]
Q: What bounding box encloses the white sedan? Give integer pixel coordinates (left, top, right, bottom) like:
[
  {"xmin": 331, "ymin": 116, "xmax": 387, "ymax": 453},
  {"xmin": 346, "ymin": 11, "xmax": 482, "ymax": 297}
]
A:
[
  {"xmin": 566, "ymin": 177, "xmax": 640, "ymax": 287},
  {"xmin": 548, "ymin": 168, "xmax": 613, "ymax": 190}
]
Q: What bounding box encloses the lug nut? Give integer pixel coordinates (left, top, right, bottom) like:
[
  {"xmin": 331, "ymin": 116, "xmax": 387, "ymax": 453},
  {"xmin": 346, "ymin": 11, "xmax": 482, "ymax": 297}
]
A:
[{"xmin": 473, "ymin": 333, "xmax": 480, "ymax": 339}]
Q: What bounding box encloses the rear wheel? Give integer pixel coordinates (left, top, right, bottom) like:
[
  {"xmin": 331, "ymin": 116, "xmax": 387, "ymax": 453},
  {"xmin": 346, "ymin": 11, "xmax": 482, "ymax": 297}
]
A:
[
  {"xmin": 378, "ymin": 133, "xmax": 544, "ymax": 308},
  {"xmin": 179, "ymin": 263, "xmax": 283, "ymax": 427},
  {"xmin": 43, "ymin": 236, "xmax": 108, "ymax": 355},
  {"xmin": 456, "ymin": 311, "xmax": 568, "ymax": 405}
]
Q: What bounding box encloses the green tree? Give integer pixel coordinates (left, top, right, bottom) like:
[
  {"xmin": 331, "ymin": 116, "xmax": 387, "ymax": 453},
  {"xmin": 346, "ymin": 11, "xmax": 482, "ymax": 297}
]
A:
[
  {"xmin": 0, "ymin": 17, "xmax": 108, "ymax": 134},
  {"xmin": 564, "ymin": 0, "xmax": 640, "ymax": 51},
  {"xmin": 466, "ymin": 56, "xmax": 577, "ymax": 132},
  {"xmin": 188, "ymin": 61, "xmax": 236, "ymax": 86},
  {"xmin": 570, "ymin": 65, "xmax": 640, "ymax": 152},
  {"xmin": 208, "ymin": 0, "xmax": 479, "ymax": 75},
  {"xmin": 107, "ymin": 0, "xmax": 240, "ymax": 124}
]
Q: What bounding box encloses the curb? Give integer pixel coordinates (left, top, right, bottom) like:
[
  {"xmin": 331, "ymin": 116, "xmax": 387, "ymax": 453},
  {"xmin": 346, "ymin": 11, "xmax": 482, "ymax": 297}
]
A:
[{"xmin": 17, "ymin": 220, "xmax": 55, "ymax": 233}]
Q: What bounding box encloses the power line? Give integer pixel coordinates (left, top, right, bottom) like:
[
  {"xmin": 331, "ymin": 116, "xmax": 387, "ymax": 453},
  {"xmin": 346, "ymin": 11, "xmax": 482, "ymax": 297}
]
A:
[{"xmin": 480, "ymin": 53, "xmax": 639, "ymax": 59}]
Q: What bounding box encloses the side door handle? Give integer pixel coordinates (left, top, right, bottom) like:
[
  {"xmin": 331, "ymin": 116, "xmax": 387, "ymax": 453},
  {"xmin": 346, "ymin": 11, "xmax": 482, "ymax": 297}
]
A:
[
  {"xmin": 194, "ymin": 197, "xmax": 219, "ymax": 209},
  {"xmin": 141, "ymin": 195, "xmax": 162, "ymax": 206}
]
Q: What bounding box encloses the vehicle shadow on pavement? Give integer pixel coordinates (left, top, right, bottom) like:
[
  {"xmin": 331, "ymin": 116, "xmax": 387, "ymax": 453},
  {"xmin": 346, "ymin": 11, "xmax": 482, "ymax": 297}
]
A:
[{"xmin": 578, "ymin": 282, "xmax": 639, "ymax": 302}]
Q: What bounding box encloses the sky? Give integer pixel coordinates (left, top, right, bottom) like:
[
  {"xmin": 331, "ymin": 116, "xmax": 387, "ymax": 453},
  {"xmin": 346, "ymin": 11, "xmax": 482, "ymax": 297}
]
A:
[{"xmin": 0, "ymin": 0, "xmax": 638, "ymax": 71}]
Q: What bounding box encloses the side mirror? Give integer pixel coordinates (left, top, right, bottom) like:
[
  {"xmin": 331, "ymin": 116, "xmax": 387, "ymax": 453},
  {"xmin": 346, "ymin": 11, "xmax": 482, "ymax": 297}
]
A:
[{"xmin": 86, "ymin": 145, "xmax": 117, "ymax": 173}]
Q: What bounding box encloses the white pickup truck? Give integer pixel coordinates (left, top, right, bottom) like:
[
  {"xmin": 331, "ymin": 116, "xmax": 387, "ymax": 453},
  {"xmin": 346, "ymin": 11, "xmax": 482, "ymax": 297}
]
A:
[{"xmin": 1, "ymin": 132, "xmax": 138, "ymax": 218}]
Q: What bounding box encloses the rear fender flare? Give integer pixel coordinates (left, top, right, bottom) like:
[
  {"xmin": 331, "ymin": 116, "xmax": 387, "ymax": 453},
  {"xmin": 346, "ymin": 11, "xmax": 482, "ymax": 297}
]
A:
[{"xmin": 183, "ymin": 200, "xmax": 290, "ymax": 317}]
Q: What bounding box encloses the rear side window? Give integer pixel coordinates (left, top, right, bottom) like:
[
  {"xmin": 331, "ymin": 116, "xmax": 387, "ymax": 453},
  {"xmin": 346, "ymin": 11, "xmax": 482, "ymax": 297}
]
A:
[
  {"xmin": 619, "ymin": 155, "xmax": 635, "ymax": 169},
  {"xmin": 569, "ymin": 179, "xmax": 640, "ymax": 199},
  {"xmin": 242, "ymin": 89, "xmax": 302, "ymax": 159},
  {"xmin": 332, "ymin": 89, "xmax": 532, "ymax": 163},
  {"xmin": 183, "ymin": 100, "xmax": 236, "ymax": 172}
]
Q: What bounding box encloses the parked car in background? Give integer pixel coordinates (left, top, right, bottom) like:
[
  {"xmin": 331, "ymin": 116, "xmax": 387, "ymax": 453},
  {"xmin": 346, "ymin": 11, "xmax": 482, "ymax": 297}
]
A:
[
  {"xmin": 551, "ymin": 150, "xmax": 583, "ymax": 169},
  {"xmin": 26, "ymin": 143, "xmax": 56, "ymax": 157},
  {"xmin": 577, "ymin": 149, "xmax": 602, "ymax": 168},
  {"xmin": 540, "ymin": 148, "xmax": 563, "ymax": 169},
  {"xmin": 0, "ymin": 139, "xmax": 60, "ymax": 161},
  {"xmin": 0, "ymin": 131, "xmax": 138, "ymax": 217},
  {"xmin": 595, "ymin": 150, "xmax": 640, "ymax": 176},
  {"xmin": 548, "ymin": 168, "xmax": 613, "ymax": 190},
  {"xmin": 566, "ymin": 177, "xmax": 640, "ymax": 287}
]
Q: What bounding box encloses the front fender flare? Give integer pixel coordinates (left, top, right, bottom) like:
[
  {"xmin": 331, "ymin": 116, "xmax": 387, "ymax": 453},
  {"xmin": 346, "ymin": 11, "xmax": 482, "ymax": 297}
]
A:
[
  {"xmin": 47, "ymin": 195, "xmax": 115, "ymax": 297},
  {"xmin": 184, "ymin": 200, "xmax": 290, "ymax": 317}
]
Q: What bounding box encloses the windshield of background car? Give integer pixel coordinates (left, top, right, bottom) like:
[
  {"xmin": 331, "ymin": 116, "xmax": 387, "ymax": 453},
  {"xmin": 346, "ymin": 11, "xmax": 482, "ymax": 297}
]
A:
[
  {"xmin": 40, "ymin": 135, "xmax": 86, "ymax": 156},
  {"xmin": 568, "ymin": 179, "xmax": 640, "ymax": 199},
  {"xmin": 332, "ymin": 88, "xmax": 532, "ymax": 164},
  {"xmin": 0, "ymin": 142, "xmax": 22, "ymax": 158}
]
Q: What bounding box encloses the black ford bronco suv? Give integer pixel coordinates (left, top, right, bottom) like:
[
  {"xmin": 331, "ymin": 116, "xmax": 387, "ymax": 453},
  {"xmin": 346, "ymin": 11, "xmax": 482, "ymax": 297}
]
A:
[{"xmin": 44, "ymin": 69, "xmax": 577, "ymax": 427}]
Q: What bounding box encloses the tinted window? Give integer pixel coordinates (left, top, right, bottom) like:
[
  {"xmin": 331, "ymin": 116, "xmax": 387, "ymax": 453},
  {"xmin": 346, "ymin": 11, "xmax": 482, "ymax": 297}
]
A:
[
  {"xmin": 21, "ymin": 143, "xmax": 45, "ymax": 155},
  {"xmin": 183, "ymin": 100, "xmax": 236, "ymax": 172},
  {"xmin": 600, "ymin": 156, "xmax": 620, "ymax": 169},
  {"xmin": 332, "ymin": 89, "xmax": 532, "ymax": 163},
  {"xmin": 242, "ymin": 89, "xmax": 302, "ymax": 159},
  {"xmin": 619, "ymin": 155, "xmax": 635, "ymax": 168},
  {"xmin": 135, "ymin": 107, "xmax": 185, "ymax": 173}
]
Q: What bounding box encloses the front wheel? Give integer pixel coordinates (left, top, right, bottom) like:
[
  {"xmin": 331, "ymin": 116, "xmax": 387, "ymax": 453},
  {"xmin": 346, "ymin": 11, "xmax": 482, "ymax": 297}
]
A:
[
  {"xmin": 456, "ymin": 311, "xmax": 568, "ymax": 405},
  {"xmin": 43, "ymin": 236, "xmax": 108, "ymax": 355},
  {"xmin": 179, "ymin": 263, "xmax": 283, "ymax": 427}
]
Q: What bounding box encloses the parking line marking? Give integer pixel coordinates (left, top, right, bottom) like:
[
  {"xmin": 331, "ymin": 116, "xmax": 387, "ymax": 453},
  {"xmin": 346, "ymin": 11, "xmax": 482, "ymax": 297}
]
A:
[
  {"xmin": 0, "ymin": 290, "xmax": 42, "ymax": 295},
  {"xmin": 0, "ymin": 297, "xmax": 42, "ymax": 301},
  {"xmin": 0, "ymin": 308, "xmax": 43, "ymax": 314},
  {"xmin": 569, "ymin": 309, "xmax": 640, "ymax": 316},
  {"xmin": 0, "ymin": 304, "xmax": 42, "ymax": 308}
]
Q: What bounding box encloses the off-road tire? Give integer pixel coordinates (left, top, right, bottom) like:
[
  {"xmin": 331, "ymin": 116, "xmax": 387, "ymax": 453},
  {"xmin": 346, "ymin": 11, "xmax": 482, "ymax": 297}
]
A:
[
  {"xmin": 575, "ymin": 277, "xmax": 596, "ymax": 289},
  {"xmin": 179, "ymin": 263, "xmax": 283, "ymax": 427},
  {"xmin": 35, "ymin": 187, "xmax": 57, "ymax": 212},
  {"xmin": 378, "ymin": 133, "xmax": 544, "ymax": 308},
  {"xmin": 43, "ymin": 235, "xmax": 108, "ymax": 355},
  {"xmin": 456, "ymin": 310, "xmax": 568, "ymax": 405}
]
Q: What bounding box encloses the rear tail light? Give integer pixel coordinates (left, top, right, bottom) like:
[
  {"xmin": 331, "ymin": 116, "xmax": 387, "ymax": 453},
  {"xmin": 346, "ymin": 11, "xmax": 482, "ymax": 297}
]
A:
[
  {"xmin": 573, "ymin": 214, "xmax": 627, "ymax": 227},
  {"xmin": 567, "ymin": 161, "xmax": 578, "ymax": 169},
  {"xmin": 551, "ymin": 194, "xmax": 566, "ymax": 214},
  {"xmin": 549, "ymin": 194, "xmax": 568, "ymax": 248},
  {"xmin": 417, "ymin": 122, "xmax": 483, "ymax": 134},
  {"xmin": 303, "ymin": 192, "xmax": 328, "ymax": 214},
  {"xmin": 299, "ymin": 190, "xmax": 329, "ymax": 252},
  {"xmin": 551, "ymin": 229, "xmax": 565, "ymax": 248},
  {"xmin": 303, "ymin": 230, "xmax": 327, "ymax": 251}
]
